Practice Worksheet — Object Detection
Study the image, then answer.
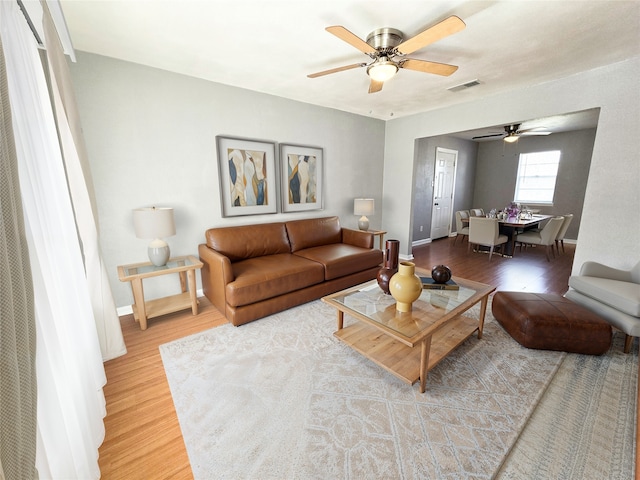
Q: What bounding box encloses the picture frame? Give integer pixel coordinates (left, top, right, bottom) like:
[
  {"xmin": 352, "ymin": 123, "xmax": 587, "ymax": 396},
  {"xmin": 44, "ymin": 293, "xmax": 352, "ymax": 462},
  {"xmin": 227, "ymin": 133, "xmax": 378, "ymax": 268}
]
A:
[
  {"xmin": 279, "ymin": 144, "xmax": 323, "ymax": 213},
  {"xmin": 216, "ymin": 136, "xmax": 278, "ymax": 217}
]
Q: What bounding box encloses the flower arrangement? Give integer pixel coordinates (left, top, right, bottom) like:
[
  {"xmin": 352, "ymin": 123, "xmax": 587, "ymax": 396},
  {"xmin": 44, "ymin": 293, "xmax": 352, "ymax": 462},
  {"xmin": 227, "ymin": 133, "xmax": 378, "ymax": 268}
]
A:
[{"xmin": 505, "ymin": 202, "xmax": 520, "ymax": 218}]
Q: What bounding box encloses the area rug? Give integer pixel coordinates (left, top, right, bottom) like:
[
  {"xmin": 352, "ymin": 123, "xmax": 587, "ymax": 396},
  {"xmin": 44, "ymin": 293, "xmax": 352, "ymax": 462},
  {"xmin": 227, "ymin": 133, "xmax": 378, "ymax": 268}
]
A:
[
  {"xmin": 496, "ymin": 331, "xmax": 637, "ymax": 480},
  {"xmin": 160, "ymin": 300, "xmax": 566, "ymax": 479}
]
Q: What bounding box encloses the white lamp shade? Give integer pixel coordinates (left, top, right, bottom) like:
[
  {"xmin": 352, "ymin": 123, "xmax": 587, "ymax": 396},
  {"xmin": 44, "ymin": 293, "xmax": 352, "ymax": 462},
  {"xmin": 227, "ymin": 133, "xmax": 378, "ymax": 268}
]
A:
[
  {"xmin": 133, "ymin": 207, "xmax": 176, "ymax": 239},
  {"xmin": 354, "ymin": 198, "xmax": 375, "ymax": 216}
]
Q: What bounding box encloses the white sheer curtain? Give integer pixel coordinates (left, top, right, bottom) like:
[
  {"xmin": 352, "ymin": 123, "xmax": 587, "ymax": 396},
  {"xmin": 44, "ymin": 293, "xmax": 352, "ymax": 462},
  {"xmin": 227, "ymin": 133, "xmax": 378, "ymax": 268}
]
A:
[
  {"xmin": 42, "ymin": 3, "xmax": 126, "ymax": 361},
  {"xmin": 0, "ymin": 2, "xmax": 106, "ymax": 478}
]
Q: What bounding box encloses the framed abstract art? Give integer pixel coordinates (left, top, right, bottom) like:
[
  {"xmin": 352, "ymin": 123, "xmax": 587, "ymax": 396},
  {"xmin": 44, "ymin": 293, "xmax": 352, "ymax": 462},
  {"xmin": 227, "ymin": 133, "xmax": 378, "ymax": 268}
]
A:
[
  {"xmin": 279, "ymin": 144, "xmax": 323, "ymax": 213},
  {"xmin": 216, "ymin": 136, "xmax": 278, "ymax": 217}
]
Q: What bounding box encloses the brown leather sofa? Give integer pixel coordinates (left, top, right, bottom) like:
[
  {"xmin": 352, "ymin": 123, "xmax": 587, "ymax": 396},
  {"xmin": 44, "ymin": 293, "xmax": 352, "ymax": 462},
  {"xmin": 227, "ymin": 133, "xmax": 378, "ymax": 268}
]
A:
[{"xmin": 199, "ymin": 216, "xmax": 383, "ymax": 326}]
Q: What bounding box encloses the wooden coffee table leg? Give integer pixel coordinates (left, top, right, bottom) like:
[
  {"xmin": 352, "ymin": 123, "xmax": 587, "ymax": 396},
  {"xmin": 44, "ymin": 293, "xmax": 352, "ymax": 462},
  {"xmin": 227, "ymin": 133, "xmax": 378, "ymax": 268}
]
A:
[
  {"xmin": 420, "ymin": 337, "xmax": 432, "ymax": 393},
  {"xmin": 337, "ymin": 311, "xmax": 344, "ymax": 330},
  {"xmin": 477, "ymin": 295, "xmax": 489, "ymax": 340}
]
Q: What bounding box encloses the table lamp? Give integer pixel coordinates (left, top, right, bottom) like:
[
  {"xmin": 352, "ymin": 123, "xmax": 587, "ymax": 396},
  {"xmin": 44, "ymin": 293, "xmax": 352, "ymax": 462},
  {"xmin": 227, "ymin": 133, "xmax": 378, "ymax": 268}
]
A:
[
  {"xmin": 354, "ymin": 198, "xmax": 374, "ymax": 231},
  {"xmin": 133, "ymin": 207, "xmax": 176, "ymax": 266}
]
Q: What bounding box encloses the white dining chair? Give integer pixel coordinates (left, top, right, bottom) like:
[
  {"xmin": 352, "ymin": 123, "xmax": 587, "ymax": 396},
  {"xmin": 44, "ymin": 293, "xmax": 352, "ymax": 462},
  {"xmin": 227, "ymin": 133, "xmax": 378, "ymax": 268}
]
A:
[
  {"xmin": 468, "ymin": 217, "xmax": 508, "ymax": 261},
  {"xmin": 469, "ymin": 208, "xmax": 485, "ymax": 217},
  {"xmin": 554, "ymin": 214, "xmax": 574, "ymax": 254},
  {"xmin": 453, "ymin": 210, "xmax": 470, "ymax": 245},
  {"xmin": 515, "ymin": 216, "xmax": 564, "ymax": 262}
]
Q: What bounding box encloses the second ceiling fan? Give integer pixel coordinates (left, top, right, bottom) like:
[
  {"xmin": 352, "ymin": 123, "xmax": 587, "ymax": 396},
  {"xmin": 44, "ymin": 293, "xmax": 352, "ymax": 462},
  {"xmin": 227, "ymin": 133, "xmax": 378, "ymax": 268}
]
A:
[
  {"xmin": 308, "ymin": 15, "xmax": 466, "ymax": 93},
  {"xmin": 472, "ymin": 124, "xmax": 552, "ymax": 143}
]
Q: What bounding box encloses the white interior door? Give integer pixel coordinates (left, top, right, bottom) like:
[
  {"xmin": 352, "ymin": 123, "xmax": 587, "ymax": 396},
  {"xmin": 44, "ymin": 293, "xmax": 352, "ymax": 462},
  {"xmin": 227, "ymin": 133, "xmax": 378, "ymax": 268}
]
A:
[{"xmin": 430, "ymin": 147, "xmax": 458, "ymax": 239}]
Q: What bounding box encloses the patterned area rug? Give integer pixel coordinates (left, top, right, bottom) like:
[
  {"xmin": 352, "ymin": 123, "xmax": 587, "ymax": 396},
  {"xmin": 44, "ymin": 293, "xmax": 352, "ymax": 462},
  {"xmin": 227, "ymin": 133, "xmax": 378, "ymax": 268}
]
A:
[
  {"xmin": 496, "ymin": 331, "xmax": 637, "ymax": 479},
  {"xmin": 160, "ymin": 300, "xmax": 568, "ymax": 479}
]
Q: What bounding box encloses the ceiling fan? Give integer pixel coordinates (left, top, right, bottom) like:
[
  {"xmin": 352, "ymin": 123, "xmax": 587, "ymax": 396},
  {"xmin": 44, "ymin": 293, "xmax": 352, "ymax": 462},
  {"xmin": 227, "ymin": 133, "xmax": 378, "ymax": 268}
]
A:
[
  {"xmin": 472, "ymin": 124, "xmax": 552, "ymax": 143},
  {"xmin": 307, "ymin": 15, "xmax": 465, "ymax": 93}
]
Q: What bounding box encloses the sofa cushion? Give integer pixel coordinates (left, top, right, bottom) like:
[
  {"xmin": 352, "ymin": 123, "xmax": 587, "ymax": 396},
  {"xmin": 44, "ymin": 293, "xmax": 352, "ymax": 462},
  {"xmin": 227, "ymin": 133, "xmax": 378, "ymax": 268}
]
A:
[
  {"xmin": 568, "ymin": 276, "xmax": 640, "ymax": 317},
  {"xmin": 205, "ymin": 223, "xmax": 290, "ymax": 262},
  {"xmin": 294, "ymin": 244, "xmax": 382, "ymax": 280},
  {"xmin": 294, "ymin": 244, "xmax": 383, "ymax": 280},
  {"xmin": 226, "ymin": 254, "xmax": 324, "ymax": 307},
  {"xmin": 285, "ymin": 216, "xmax": 342, "ymax": 252}
]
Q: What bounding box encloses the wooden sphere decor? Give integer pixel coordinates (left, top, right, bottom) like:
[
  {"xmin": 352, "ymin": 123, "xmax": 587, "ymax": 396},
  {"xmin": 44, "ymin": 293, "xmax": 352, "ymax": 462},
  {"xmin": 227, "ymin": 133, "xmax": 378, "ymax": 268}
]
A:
[{"xmin": 431, "ymin": 264, "xmax": 452, "ymax": 284}]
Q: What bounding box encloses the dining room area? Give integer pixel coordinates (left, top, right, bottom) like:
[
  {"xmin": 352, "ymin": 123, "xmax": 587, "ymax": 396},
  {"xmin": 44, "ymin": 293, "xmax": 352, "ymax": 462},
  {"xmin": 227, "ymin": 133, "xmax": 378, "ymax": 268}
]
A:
[
  {"xmin": 410, "ymin": 109, "xmax": 598, "ymax": 260},
  {"xmin": 455, "ymin": 206, "xmax": 573, "ymax": 262}
]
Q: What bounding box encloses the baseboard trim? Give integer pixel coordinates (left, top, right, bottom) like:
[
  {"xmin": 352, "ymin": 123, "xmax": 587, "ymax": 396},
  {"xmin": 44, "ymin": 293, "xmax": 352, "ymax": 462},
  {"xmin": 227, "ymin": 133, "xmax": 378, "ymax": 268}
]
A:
[
  {"xmin": 117, "ymin": 305, "xmax": 133, "ymax": 316},
  {"xmin": 412, "ymin": 238, "xmax": 432, "ymax": 247}
]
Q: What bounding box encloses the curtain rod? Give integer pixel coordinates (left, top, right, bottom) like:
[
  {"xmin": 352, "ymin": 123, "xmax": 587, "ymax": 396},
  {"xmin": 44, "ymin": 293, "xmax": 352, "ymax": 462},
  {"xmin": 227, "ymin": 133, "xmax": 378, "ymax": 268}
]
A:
[
  {"xmin": 17, "ymin": 0, "xmax": 44, "ymax": 46},
  {"xmin": 16, "ymin": 0, "xmax": 76, "ymax": 61}
]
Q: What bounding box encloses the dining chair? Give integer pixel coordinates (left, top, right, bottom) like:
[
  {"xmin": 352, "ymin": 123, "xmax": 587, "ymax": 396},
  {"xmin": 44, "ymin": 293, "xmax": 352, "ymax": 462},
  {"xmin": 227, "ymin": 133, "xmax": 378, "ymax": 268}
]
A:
[
  {"xmin": 453, "ymin": 210, "xmax": 470, "ymax": 245},
  {"xmin": 515, "ymin": 216, "xmax": 564, "ymax": 262},
  {"xmin": 469, "ymin": 208, "xmax": 485, "ymax": 217},
  {"xmin": 468, "ymin": 217, "xmax": 508, "ymax": 261},
  {"xmin": 554, "ymin": 214, "xmax": 574, "ymax": 254}
]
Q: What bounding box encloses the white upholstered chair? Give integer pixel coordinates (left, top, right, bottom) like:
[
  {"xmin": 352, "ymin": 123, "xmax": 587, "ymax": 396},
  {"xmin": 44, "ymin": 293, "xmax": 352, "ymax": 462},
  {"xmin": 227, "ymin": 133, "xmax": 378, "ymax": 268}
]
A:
[
  {"xmin": 566, "ymin": 260, "xmax": 640, "ymax": 353},
  {"xmin": 453, "ymin": 210, "xmax": 470, "ymax": 245},
  {"xmin": 468, "ymin": 217, "xmax": 508, "ymax": 261},
  {"xmin": 515, "ymin": 216, "xmax": 564, "ymax": 262},
  {"xmin": 469, "ymin": 208, "xmax": 485, "ymax": 217},
  {"xmin": 554, "ymin": 214, "xmax": 573, "ymax": 254}
]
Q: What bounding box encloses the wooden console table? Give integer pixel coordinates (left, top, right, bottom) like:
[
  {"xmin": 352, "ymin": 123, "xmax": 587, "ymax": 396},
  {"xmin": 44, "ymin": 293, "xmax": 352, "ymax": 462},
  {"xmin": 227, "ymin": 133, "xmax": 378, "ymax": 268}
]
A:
[{"xmin": 118, "ymin": 255, "xmax": 203, "ymax": 330}]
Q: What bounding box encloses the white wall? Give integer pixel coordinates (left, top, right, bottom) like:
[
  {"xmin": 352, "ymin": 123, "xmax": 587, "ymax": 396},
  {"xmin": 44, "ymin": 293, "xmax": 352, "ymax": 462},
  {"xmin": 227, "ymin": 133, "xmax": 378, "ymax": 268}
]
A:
[
  {"xmin": 70, "ymin": 52, "xmax": 385, "ymax": 308},
  {"xmin": 383, "ymin": 57, "xmax": 640, "ymax": 273}
]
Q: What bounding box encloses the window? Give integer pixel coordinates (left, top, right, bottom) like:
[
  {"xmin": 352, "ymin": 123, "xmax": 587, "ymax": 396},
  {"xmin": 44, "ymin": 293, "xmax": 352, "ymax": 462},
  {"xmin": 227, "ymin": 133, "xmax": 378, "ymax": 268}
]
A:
[{"xmin": 514, "ymin": 150, "xmax": 561, "ymax": 204}]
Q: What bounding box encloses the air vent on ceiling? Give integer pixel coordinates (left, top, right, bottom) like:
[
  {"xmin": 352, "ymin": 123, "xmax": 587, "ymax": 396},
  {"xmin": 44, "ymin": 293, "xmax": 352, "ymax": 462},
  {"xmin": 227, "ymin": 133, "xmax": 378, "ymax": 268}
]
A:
[{"xmin": 447, "ymin": 79, "xmax": 481, "ymax": 92}]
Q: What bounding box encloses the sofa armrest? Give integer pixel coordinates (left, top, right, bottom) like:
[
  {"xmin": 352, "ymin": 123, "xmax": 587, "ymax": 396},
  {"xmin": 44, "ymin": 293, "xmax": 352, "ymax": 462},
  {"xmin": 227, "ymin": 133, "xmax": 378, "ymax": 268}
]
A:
[
  {"xmin": 198, "ymin": 243, "xmax": 235, "ymax": 314},
  {"xmin": 342, "ymin": 228, "xmax": 374, "ymax": 249},
  {"xmin": 580, "ymin": 261, "xmax": 633, "ymax": 282}
]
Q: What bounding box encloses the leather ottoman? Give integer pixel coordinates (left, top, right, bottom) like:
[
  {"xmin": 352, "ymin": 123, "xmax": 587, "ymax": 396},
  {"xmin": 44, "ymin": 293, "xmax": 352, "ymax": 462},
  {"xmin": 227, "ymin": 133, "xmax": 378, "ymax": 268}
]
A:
[{"xmin": 492, "ymin": 291, "xmax": 612, "ymax": 355}]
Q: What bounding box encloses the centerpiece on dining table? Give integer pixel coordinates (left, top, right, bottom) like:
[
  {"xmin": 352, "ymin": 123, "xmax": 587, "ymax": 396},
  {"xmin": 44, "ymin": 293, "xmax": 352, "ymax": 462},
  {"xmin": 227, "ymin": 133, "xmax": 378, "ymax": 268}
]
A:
[{"xmin": 504, "ymin": 202, "xmax": 521, "ymax": 220}]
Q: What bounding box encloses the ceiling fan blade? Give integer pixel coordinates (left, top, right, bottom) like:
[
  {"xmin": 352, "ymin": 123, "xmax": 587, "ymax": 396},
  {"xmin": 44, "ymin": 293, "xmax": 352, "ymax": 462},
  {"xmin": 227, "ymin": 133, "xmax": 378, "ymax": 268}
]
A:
[
  {"xmin": 472, "ymin": 133, "xmax": 504, "ymax": 139},
  {"xmin": 326, "ymin": 26, "xmax": 377, "ymax": 55},
  {"xmin": 368, "ymin": 79, "xmax": 383, "ymax": 94},
  {"xmin": 396, "ymin": 15, "xmax": 466, "ymax": 55},
  {"xmin": 518, "ymin": 131, "xmax": 552, "ymax": 136},
  {"xmin": 307, "ymin": 63, "xmax": 366, "ymax": 78},
  {"xmin": 401, "ymin": 59, "xmax": 458, "ymax": 76}
]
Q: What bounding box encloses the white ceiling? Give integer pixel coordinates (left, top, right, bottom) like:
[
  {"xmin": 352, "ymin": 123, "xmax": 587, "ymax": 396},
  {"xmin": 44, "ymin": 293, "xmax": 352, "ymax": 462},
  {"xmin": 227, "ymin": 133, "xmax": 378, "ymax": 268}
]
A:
[{"xmin": 59, "ymin": 0, "xmax": 639, "ymax": 134}]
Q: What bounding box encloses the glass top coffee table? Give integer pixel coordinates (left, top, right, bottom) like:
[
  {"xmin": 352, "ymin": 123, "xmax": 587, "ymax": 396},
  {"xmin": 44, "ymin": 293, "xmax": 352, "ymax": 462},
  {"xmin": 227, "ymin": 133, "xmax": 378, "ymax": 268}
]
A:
[{"xmin": 322, "ymin": 272, "xmax": 495, "ymax": 393}]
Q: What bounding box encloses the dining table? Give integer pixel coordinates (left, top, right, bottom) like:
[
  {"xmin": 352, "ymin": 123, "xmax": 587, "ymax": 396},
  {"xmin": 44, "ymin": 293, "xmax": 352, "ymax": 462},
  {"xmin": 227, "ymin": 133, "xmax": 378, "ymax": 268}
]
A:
[{"xmin": 462, "ymin": 214, "xmax": 554, "ymax": 257}]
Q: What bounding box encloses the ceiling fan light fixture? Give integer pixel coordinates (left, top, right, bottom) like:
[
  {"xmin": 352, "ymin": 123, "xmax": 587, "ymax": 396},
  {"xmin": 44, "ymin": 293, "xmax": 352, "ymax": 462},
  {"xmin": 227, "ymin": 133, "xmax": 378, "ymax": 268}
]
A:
[
  {"xmin": 503, "ymin": 134, "xmax": 519, "ymax": 143},
  {"xmin": 367, "ymin": 58, "xmax": 398, "ymax": 82}
]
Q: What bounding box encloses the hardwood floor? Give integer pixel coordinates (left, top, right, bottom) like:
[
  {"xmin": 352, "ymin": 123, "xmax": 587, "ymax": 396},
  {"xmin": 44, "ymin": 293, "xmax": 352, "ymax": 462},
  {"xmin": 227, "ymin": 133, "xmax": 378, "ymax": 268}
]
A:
[
  {"xmin": 98, "ymin": 300, "xmax": 226, "ymax": 479},
  {"xmin": 97, "ymin": 237, "xmax": 621, "ymax": 479},
  {"xmin": 412, "ymin": 236, "xmax": 576, "ymax": 295}
]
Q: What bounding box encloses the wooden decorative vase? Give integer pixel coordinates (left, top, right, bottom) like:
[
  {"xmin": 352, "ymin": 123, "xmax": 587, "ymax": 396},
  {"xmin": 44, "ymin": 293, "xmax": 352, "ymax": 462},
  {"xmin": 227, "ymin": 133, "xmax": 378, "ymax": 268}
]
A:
[
  {"xmin": 389, "ymin": 261, "xmax": 422, "ymax": 312},
  {"xmin": 377, "ymin": 239, "xmax": 400, "ymax": 294}
]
